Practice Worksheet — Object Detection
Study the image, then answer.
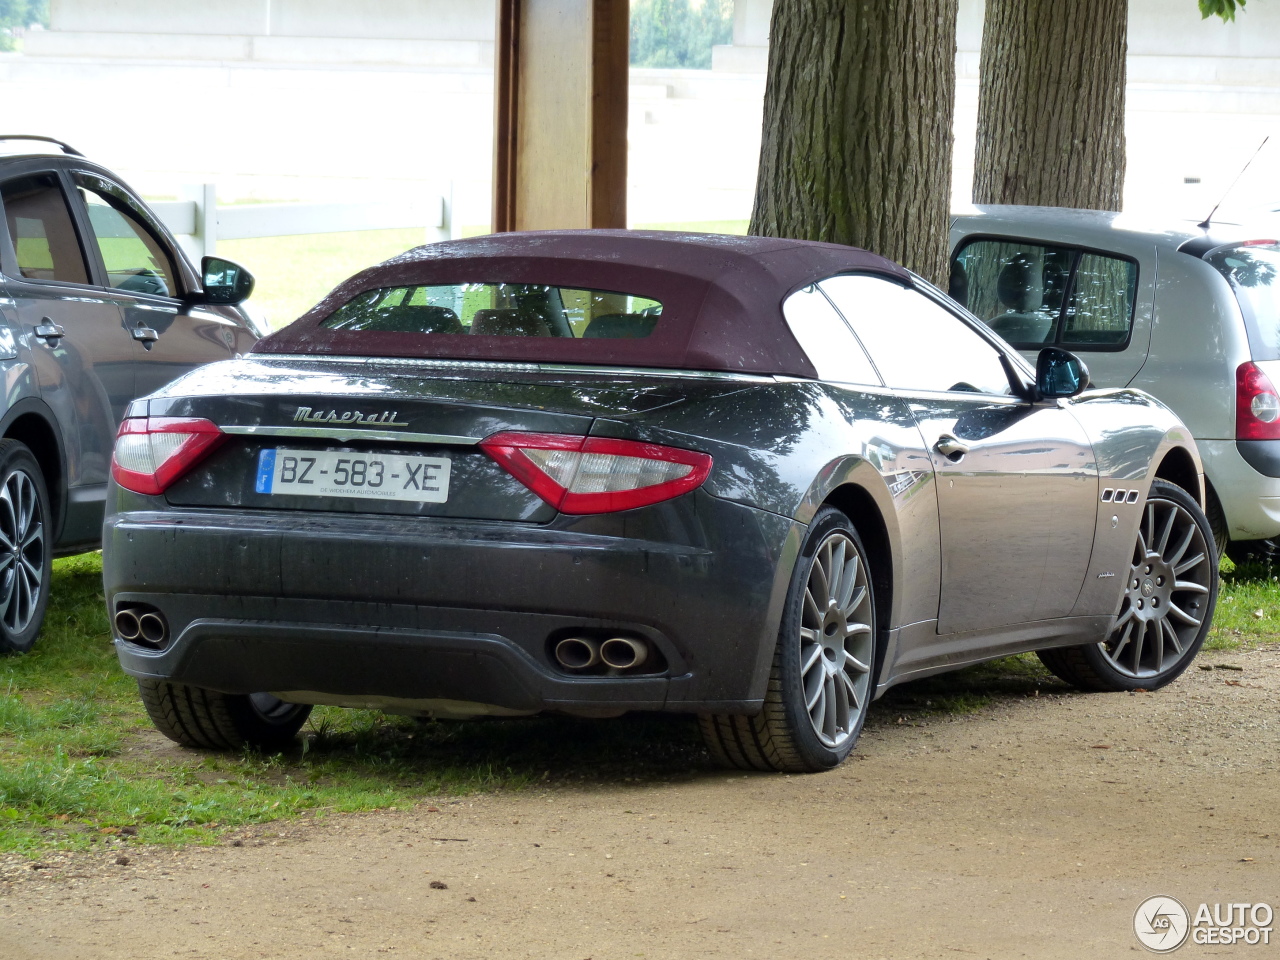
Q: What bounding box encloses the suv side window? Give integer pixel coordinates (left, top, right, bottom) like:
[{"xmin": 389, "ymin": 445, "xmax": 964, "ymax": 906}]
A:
[
  {"xmin": 781, "ymin": 284, "xmax": 881, "ymax": 385},
  {"xmin": 0, "ymin": 173, "xmax": 90, "ymax": 285},
  {"xmin": 73, "ymin": 173, "xmax": 178, "ymax": 299},
  {"xmin": 952, "ymin": 238, "xmax": 1137, "ymax": 350},
  {"xmin": 820, "ymin": 274, "xmax": 1012, "ymax": 395}
]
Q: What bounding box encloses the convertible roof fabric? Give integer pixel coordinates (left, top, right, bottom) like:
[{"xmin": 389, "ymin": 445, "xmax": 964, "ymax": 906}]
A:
[{"xmin": 254, "ymin": 230, "xmax": 912, "ymax": 378}]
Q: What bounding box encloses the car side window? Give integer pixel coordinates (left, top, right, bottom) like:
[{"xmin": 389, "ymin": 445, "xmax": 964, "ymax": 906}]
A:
[
  {"xmin": 820, "ymin": 274, "xmax": 1012, "ymax": 395},
  {"xmin": 73, "ymin": 173, "xmax": 178, "ymax": 299},
  {"xmin": 952, "ymin": 238, "xmax": 1137, "ymax": 350},
  {"xmin": 781, "ymin": 284, "xmax": 881, "ymax": 385},
  {"xmin": 0, "ymin": 173, "xmax": 90, "ymax": 285}
]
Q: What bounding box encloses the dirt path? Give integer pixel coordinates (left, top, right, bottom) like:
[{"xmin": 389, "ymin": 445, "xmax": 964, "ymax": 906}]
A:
[{"xmin": 3, "ymin": 647, "xmax": 1278, "ymax": 959}]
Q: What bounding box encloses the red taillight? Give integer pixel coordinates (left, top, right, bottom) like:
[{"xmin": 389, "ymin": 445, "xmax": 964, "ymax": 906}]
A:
[
  {"xmin": 111, "ymin": 417, "xmax": 225, "ymax": 495},
  {"xmin": 479, "ymin": 432, "xmax": 713, "ymax": 514},
  {"xmin": 1236, "ymin": 362, "xmax": 1280, "ymax": 440}
]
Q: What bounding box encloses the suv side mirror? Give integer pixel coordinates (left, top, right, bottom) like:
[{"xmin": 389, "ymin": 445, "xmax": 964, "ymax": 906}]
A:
[
  {"xmin": 191, "ymin": 256, "xmax": 255, "ymax": 305},
  {"xmin": 1036, "ymin": 346, "xmax": 1090, "ymax": 399}
]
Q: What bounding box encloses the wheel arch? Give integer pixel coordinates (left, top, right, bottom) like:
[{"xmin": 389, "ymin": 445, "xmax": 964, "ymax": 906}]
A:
[
  {"xmin": 1151, "ymin": 443, "xmax": 1203, "ymax": 507},
  {"xmin": 0, "ymin": 400, "xmax": 68, "ymax": 540},
  {"xmin": 818, "ymin": 481, "xmax": 896, "ymax": 691}
]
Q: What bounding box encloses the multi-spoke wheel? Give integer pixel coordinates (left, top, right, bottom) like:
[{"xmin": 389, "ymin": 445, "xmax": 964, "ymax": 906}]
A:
[
  {"xmin": 700, "ymin": 506, "xmax": 877, "ymax": 772},
  {"xmin": 1039, "ymin": 480, "xmax": 1217, "ymax": 692},
  {"xmin": 0, "ymin": 440, "xmax": 51, "ymax": 655}
]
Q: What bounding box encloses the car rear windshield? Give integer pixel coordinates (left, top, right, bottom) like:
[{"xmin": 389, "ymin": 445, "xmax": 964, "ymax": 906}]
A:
[
  {"xmin": 320, "ymin": 283, "xmax": 663, "ymax": 340},
  {"xmin": 1206, "ymin": 243, "xmax": 1280, "ymax": 359}
]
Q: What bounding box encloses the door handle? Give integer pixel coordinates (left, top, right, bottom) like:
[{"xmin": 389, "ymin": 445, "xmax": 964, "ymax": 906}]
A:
[
  {"xmin": 934, "ymin": 434, "xmax": 969, "ymax": 462},
  {"xmin": 33, "ymin": 320, "xmax": 65, "ymax": 340},
  {"xmin": 131, "ymin": 326, "xmax": 159, "ymax": 344}
]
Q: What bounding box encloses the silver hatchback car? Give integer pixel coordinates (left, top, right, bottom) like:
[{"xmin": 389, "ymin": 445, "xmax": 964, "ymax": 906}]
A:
[{"xmin": 950, "ymin": 206, "xmax": 1280, "ymax": 563}]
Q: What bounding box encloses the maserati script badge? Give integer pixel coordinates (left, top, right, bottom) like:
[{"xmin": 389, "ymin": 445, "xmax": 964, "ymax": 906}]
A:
[{"xmin": 293, "ymin": 406, "xmax": 409, "ymax": 427}]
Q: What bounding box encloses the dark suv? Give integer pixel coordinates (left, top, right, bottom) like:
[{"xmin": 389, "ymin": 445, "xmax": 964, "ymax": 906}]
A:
[{"xmin": 0, "ymin": 135, "xmax": 261, "ymax": 652}]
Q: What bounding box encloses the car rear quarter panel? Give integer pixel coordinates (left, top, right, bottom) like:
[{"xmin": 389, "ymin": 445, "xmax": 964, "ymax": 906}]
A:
[{"xmin": 1066, "ymin": 388, "xmax": 1203, "ymax": 617}]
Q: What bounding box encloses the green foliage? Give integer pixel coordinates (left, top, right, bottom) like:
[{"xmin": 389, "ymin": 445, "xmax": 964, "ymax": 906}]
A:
[
  {"xmin": 630, "ymin": 0, "xmax": 733, "ymax": 70},
  {"xmin": 1199, "ymin": 0, "xmax": 1247, "ymax": 21},
  {"xmin": 0, "ymin": 0, "xmax": 46, "ymax": 50}
]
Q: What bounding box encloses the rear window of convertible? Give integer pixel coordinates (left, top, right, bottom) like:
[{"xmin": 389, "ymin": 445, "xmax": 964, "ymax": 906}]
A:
[{"xmin": 320, "ymin": 283, "xmax": 663, "ymax": 339}]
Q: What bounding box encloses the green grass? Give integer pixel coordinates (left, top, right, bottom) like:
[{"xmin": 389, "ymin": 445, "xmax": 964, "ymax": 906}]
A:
[{"xmin": 5, "ymin": 551, "xmax": 1275, "ymax": 856}]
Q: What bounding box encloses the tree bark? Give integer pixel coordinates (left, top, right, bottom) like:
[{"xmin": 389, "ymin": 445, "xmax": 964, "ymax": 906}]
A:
[
  {"xmin": 749, "ymin": 0, "xmax": 957, "ymax": 286},
  {"xmin": 973, "ymin": 0, "xmax": 1127, "ymax": 210}
]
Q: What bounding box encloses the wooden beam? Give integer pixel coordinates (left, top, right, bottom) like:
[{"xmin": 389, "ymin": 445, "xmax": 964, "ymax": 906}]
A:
[{"xmin": 493, "ymin": 0, "xmax": 628, "ymax": 232}]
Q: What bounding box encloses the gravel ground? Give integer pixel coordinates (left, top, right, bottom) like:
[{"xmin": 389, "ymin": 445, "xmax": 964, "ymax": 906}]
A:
[{"xmin": 2, "ymin": 646, "xmax": 1277, "ymax": 959}]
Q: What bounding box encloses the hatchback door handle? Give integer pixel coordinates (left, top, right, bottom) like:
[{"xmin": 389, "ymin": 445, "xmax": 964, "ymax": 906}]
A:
[
  {"xmin": 131, "ymin": 326, "xmax": 159, "ymax": 343},
  {"xmin": 935, "ymin": 435, "xmax": 969, "ymax": 462},
  {"xmin": 34, "ymin": 321, "xmax": 65, "ymax": 340}
]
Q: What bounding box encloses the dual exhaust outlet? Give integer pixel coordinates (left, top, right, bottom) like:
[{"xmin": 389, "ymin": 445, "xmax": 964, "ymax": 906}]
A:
[
  {"xmin": 555, "ymin": 635, "xmax": 650, "ymax": 672},
  {"xmin": 115, "ymin": 605, "xmax": 169, "ymax": 648}
]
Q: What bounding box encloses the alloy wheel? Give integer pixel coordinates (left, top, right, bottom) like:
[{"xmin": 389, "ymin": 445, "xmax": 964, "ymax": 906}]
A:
[
  {"xmin": 798, "ymin": 531, "xmax": 874, "ymax": 747},
  {"xmin": 1101, "ymin": 493, "xmax": 1213, "ymax": 679},
  {"xmin": 0, "ymin": 467, "xmax": 43, "ymax": 636}
]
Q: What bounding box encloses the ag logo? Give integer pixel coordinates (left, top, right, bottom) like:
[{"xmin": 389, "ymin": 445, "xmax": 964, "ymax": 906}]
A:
[{"xmin": 1135, "ymin": 896, "xmax": 1190, "ymax": 953}]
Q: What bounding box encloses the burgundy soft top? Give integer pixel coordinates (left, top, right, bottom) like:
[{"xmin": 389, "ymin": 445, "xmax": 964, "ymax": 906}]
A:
[{"xmin": 254, "ymin": 230, "xmax": 912, "ymax": 378}]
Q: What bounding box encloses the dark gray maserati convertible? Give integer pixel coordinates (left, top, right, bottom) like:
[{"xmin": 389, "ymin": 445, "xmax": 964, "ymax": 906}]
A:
[{"xmin": 102, "ymin": 231, "xmax": 1218, "ymax": 772}]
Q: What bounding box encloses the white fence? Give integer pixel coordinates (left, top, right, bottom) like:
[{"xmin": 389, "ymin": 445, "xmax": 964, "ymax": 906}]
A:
[{"xmin": 151, "ymin": 184, "xmax": 455, "ymax": 261}]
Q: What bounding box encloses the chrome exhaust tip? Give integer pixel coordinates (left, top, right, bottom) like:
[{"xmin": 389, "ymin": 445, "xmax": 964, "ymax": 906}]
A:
[
  {"xmin": 114, "ymin": 608, "xmax": 142, "ymax": 641},
  {"xmin": 137, "ymin": 612, "xmax": 168, "ymax": 646},
  {"xmin": 600, "ymin": 636, "xmax": 648, "ymax": 670},
  {"xmin": 554, "ymin": 636, "xmax": 601, "ymax": 670}
]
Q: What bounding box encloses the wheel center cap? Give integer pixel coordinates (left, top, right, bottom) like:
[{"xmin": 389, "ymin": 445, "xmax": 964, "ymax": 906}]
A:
[{"xmin": 1141, "ymin": 578, "xmax": 1156, "ymax": 597}]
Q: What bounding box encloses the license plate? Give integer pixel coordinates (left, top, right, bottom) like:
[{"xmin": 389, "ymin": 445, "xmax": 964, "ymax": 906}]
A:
[{"xmin": 255, "ymin": 448, "xmax": 451, "ymax": 503}]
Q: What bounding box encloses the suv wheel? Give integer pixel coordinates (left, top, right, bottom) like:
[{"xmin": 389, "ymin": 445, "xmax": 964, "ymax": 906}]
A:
[
  {"xmin": 700, "ymin": 507, "xmax": 876, "ymax": 772},
  {"xmin": 1038, "ymin": 480, "xmax": 1217, "ymax": 691},
  {"xmin": 0, "ymin": 440, "xmax": 51, "ymax": 655}
]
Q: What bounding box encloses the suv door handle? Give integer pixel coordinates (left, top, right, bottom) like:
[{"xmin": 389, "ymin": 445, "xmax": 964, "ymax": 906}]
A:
[
  {"xmin": 934, "ymin": 435, "xmax": 969, "ymax": 462},
  {"xmin": 131, "ymin": 326, "xmax": 159, "ymax": 344},
  {"xmin": 33, "ymin": 321, "xmax": 65, "ymax": 340}
]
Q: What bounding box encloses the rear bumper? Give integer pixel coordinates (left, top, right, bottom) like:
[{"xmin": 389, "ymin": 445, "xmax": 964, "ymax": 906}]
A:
[{"xmin": 104, "ymin": 492, "xmax": 800, "ymax": 715}]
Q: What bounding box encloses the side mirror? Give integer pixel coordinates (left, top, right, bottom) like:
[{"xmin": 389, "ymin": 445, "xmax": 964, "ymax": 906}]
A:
[
  {"xmin": 1036, "ymin": 346, "xmax": 1090, "ymax": 399},
  {"xmin": 190, "ymin": 256, "xmax": 254, "ymax": 305}
]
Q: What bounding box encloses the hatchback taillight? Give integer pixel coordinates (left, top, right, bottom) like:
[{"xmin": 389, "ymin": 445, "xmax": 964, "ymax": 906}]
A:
[
  {"xmin": 111, "ymin": 418, "xmax": 225, "ymax": 495},
  {"xmin": 1236, "ymin": 362, "xmax": 1280, "ymax": 440},
  {"xmin": 479, "ymin": 432, "xmax": 713, "ymax": 514}
]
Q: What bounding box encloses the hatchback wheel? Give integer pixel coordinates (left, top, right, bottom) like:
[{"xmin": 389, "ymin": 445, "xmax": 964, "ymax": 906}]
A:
[
  {"xmin": 1038, "ymin": 480, "xmax": 1217, "ymax": 691},
  {"xmin": 137, "ymin": 678, "xmax": 312, "ymax": 751},
  {"xmin": 701, "ymin": 507, "xmax": 876, "ymax": 772},
  {"xmin": 0, "ymin": 440, "xmax": 51, "ymax": 655}
]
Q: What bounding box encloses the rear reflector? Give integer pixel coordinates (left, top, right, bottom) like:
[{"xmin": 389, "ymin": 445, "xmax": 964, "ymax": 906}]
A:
[
  {"xmin": 1236, "ymin": 362, "xmax": 1280, "ymax": 440},
  {"xmin": 111, "ymin": 417, "xmax": 225, "ymax": 495},
  {"xmin": 479, "ymin": 432, "xmax": 712, "ymax": 514}
]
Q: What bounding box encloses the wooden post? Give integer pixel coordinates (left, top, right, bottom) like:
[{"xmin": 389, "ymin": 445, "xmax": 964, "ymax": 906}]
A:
[{"xmin": 493, "ymin": 0, "xmax": 628, "ymax": 232}]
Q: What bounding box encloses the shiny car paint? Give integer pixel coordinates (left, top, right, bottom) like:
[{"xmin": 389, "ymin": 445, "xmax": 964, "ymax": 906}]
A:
[{"xmin": 103, "ymin": 238, "xmax": 1203, "ymax": 720}]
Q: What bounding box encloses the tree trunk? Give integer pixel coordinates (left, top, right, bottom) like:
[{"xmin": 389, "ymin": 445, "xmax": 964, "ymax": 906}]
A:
[
  {"xmin": 749, "ymin": 0, "xmax": 958, "ymax": 286},
  {"xmin": 973, "ymin": 0, "xmax": 1127, "ymax": 210}
]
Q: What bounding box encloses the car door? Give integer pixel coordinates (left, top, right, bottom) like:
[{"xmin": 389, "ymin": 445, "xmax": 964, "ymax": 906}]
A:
[
  {"xmin": 950, "ymin": 234, "xmax": 1154, "ymax": 388},
  {"xmin": 819, "ymin": 274, "xmax": 1098, "ymax": 636},
  {"xmin": 68, "ymin": 170, "xmax": 237, "ymax": 399},
  {"xmin": 0, "ymin": 167, "xmax": 136, "ymax": 499}
]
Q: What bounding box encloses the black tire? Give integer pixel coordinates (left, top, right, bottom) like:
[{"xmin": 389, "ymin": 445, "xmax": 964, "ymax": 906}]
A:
[
  {"xmin": 1223, "ymin": 537, "xmax": 1280, "ymax": 567},
  {"xmin": 700, "ymin": 506, "xmax": 876, "ymax": 772},
  {"xmin": 1203, "ymin": 485, "xmax": 1229, "ymax": 564},
  {"xmin": 0, "ymin": 440, "xmax": 52, "ymax": 655},
  {"xmin": 137, "ymin": 678, "xmax": 312, "ymax": 751},
  {"xmin": 1037, "ymin": 480, "xmax": 1217, "ymax": 692}
]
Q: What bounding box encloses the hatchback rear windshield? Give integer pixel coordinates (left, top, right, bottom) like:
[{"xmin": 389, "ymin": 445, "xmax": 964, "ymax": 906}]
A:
[
  {"xmin": 1206, "ymin": 243, "xmax": 1280, "ymax": 359},
  {"xmin": 320, "ymin": 283, "xmax": 663, "ymax": 340}
]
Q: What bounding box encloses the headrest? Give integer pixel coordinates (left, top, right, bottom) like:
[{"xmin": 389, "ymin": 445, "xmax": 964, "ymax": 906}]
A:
[
  {"xmin": 581, "ymin": 313, "xmax": 659, "ymax": 339},
  {"xmin": 470, "ymin": 308, "xmax": 551, "ymax": 337}
]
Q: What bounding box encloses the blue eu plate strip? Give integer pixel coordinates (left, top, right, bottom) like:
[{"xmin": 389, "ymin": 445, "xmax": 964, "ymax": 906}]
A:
[{"xmin": 255, "ymin": 449, "xmax": 276, "ymax": 493}]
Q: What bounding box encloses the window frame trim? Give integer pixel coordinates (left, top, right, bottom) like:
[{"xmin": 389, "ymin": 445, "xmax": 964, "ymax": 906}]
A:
[{"xmin": 950, "ymin": 232, "xmax": 1141, "ymax": 354}]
